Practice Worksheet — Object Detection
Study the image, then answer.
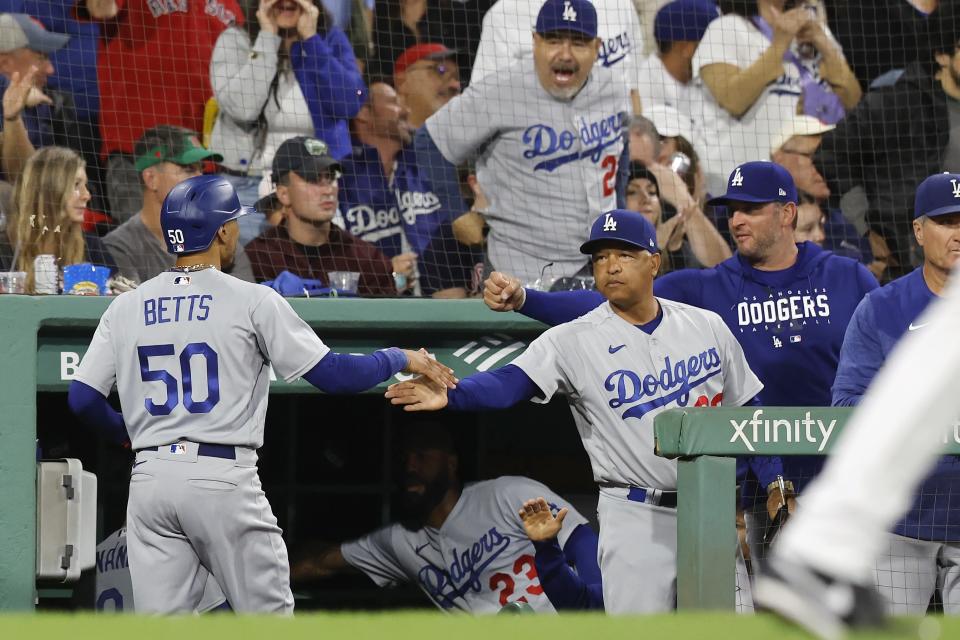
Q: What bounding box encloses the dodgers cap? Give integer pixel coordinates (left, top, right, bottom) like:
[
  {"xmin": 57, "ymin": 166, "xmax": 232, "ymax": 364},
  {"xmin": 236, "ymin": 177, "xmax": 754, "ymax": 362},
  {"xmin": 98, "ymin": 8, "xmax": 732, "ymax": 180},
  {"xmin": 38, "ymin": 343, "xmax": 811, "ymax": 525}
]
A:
[
  {"xmin": 654, "ymin": 0, "xmax": 720, "ymax": 44},
  {"xmin": 914, "ymin": 172, "xmax": 960, "ymax": 219},
  {"xmin": 535, "ymin": 0, "xmax": 598, "ymax": 39},
  {"xmin": 707, "ymin": 161, "xmax": 798, "ymax": 207},
  {"xmin": 580, "ymin": 209, "xmax": 660, "ymax": 255}
]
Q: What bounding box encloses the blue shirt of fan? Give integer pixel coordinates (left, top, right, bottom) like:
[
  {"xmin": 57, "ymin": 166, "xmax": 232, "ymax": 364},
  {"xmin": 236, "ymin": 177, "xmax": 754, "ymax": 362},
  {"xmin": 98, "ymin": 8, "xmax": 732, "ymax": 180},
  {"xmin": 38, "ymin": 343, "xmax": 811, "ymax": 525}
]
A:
[{"xmin": 339, "ymin": 142, "xmax": 479, "ymax": 293}]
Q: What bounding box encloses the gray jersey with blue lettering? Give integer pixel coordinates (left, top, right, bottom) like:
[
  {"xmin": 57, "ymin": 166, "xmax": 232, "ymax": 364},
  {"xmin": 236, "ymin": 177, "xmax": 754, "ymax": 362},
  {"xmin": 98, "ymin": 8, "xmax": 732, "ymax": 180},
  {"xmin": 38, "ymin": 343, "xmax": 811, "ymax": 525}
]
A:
[
  {"xmin": 511, "ymin": 299, "xmax": 763, "ymax": 489},
  {"xmin": 340, "ymin": 476, "xmax": 588, "ymax": 613},
  {"xmin": 426, "ymin": 57, "xmax": 630, "ymax": 284},
  {"xmin": 74, "ymin": 268, "xmax": 329, "ymax": 450}
]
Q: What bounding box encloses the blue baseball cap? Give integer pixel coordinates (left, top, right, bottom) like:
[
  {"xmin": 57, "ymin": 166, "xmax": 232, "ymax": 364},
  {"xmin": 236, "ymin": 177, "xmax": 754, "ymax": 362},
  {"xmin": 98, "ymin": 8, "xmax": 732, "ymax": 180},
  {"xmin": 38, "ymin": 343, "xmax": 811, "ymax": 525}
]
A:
[
  {"xmin": 654, "ymin": 0, "xmax": 720, "ymax": 44},
  {"xmin": 707, "ymin": 161, "xmax": 798, "ymax": 207},
  {"xmin": 914, "ymin": 172, "xmax": 960, "ymax": 219},
  {"xmin": 535, "ymin": 0, "xmax": 598, "ymax": 39},
  {"xmin": 580, "ymin": 209, "xmax": 660, "ymax": 255}
]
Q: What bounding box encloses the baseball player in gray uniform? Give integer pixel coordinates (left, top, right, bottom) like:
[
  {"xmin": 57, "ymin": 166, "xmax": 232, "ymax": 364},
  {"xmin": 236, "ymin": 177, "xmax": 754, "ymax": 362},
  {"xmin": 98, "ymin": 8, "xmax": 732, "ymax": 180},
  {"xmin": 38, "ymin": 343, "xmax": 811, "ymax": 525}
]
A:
[
  {"xmin": 67, "ymin": 175, "xmax": 456, "ymax": 614},
  {"xmin": 292, "ymin": 424, "xmax": 596, "ymax": 613},
  {"xmin": 387, "ymin": 209, "xmax": 764, "ymax": 613},
  {"xmin": 416, "ymin": 0, "xmax": 631, "ymax": 285}
]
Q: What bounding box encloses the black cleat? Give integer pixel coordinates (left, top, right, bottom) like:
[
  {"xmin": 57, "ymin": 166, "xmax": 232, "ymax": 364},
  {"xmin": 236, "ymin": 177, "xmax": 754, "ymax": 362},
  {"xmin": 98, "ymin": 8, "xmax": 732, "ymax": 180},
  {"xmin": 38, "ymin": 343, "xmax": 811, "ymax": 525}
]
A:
[{"xmin": 754, "ymin": 557, "xmax": 887, "ymax": 640}]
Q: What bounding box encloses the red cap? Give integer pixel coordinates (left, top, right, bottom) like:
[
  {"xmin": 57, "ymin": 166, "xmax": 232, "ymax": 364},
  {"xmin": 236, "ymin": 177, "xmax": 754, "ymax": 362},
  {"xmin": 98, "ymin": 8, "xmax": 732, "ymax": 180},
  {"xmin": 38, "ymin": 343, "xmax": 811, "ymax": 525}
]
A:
[{"xmin": 393, "ymin": 43, "xmax": 457, "ymax": 79}]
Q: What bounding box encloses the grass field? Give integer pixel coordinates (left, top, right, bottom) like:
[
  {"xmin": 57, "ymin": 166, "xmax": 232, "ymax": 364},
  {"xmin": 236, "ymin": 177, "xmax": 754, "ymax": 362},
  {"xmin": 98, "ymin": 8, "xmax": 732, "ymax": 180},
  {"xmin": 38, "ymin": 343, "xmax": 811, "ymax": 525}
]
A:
[{"xmin": 0, "ymin": 612, "xmax": 955, "ymax": 640}]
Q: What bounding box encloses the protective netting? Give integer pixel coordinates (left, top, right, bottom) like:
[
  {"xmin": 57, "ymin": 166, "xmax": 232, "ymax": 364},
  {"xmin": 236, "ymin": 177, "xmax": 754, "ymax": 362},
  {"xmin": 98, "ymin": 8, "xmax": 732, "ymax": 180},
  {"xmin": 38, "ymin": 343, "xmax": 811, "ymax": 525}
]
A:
[{"xmin": 0, "ymin": 0, "xmax": 957, "ymax": 296}]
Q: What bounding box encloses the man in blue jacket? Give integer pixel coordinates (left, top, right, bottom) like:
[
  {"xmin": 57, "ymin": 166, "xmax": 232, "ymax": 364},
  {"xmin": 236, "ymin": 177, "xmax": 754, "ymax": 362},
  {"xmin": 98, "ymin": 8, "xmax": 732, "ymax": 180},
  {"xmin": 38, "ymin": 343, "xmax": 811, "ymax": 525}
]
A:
[
  {"xmin": 484, "ymin": 161, "xmax": 878, "ymax": 561},
  {"xmin": 829, "ymin": 172, "xmax": 960, "ymax": 615}
]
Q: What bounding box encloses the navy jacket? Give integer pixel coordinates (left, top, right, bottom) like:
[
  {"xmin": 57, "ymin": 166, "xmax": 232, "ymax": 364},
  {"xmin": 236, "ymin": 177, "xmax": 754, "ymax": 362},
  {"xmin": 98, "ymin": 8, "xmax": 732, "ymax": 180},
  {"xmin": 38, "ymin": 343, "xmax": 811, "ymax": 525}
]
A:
[{"xmin": 833, "ymin": 267, "xmax": 960, "ymax": 540}]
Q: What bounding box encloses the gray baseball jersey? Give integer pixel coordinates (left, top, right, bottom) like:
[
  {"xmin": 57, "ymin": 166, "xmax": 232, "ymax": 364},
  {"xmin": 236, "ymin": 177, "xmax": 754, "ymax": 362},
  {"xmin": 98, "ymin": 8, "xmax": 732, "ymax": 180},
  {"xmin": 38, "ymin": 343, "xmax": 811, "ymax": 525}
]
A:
[
  {"xmin": 511, "ymin": 299, "xmax": 763, "ymax": 489},
  {"xmin": 426, "ymin": 57, "xmax": 630, "ymax": 284},
  {"xmin": 74, "ymin": 268, "xmax": 328, "ymax": 450},
  {"xmin": 341, "ymin": 476, "xmax": 589, "ymax": 613},
  {"xmin": 76, "ymin": 267, "xmax": 328, "ymax": 613}
]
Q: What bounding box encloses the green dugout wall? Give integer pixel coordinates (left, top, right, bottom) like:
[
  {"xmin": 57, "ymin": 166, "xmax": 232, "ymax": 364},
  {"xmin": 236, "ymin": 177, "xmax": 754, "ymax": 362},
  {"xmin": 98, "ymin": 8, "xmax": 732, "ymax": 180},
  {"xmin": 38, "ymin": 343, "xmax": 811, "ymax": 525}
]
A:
[{"xmin": 0, "ymin": 296, "xmax": 547, "ymax": 611}]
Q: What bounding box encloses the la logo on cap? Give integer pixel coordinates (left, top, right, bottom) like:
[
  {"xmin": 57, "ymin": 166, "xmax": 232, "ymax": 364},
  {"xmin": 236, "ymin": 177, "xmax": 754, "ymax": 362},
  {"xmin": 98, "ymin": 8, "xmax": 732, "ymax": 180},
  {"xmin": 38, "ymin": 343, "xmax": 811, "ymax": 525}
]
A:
[
  {"xmin": 603, "ymin": 213, "xmax": 617, "ymax": 231},
  {"xmin": 951, "ymin": 178, "xmax": 960, "ymax": 198},
  {"xmin": 563, "ymin": 0, "xmax": 577, "ymax": 21},
  {"xmin": 731, "ymin": 166, "xmax": 744, "ymax": 187}
]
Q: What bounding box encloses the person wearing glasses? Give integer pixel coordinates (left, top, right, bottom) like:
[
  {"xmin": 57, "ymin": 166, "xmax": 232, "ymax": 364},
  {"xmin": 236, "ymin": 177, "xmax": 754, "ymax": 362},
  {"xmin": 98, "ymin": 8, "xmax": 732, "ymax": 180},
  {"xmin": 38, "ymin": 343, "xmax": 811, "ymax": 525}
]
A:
[
  {"xmin": 394, "ymin": 43, "xmax": 462, "ymax": 130},
  {"xmin": 245, "ymin": 136, "xmax": 396, "ymax": 296},
  {"xmin": 103, "ymin": 125, "xmax": 255, "ymax": 284}
]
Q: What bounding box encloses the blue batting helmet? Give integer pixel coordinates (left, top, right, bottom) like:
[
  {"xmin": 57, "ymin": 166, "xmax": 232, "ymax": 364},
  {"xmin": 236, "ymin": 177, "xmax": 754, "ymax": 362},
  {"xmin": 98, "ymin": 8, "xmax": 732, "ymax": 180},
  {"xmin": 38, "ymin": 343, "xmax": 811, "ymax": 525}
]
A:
[{"xmin": 160, "ymin": 175, "xmax": 253, "ymax": 254}]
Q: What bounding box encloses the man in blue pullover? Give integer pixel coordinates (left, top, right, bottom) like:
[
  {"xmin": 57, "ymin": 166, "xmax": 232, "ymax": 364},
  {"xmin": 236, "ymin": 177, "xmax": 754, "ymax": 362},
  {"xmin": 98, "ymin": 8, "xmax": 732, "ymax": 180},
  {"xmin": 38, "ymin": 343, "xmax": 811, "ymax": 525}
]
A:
[
  {"xmin": 828, "ymin": 172, "xmax": 960, "ymax": 615},
  {"xmin": 484, "ymin": 161, "xmax": 879, "ymax": 561}
]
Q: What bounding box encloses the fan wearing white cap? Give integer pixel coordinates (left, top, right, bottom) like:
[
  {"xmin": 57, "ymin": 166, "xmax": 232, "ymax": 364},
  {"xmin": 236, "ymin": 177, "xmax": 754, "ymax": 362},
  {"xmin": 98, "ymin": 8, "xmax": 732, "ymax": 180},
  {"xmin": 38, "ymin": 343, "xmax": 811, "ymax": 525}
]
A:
[{"xmin": 0, "ymin": 13, "xmax": 68, "ymax": 177}]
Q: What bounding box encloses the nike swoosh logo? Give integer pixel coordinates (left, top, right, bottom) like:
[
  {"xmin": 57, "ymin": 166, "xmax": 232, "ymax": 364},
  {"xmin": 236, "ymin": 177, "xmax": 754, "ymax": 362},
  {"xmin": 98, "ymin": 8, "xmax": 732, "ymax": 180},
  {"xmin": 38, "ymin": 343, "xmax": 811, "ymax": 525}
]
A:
[
  {"xmin": 608, "ymin": 344, "xmax": 626, "ymax": 354},
  {"xmin": 132, "ymin": 460, "xmax": 146, "ymax": 468},
  {"xmin": 908, "ymin": 322, "xmax": 928, "ymax": 331}
]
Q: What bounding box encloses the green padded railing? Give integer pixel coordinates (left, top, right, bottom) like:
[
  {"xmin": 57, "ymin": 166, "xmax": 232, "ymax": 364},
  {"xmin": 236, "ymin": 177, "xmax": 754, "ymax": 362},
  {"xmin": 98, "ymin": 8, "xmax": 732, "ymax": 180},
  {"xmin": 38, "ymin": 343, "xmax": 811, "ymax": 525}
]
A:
[{"xmin": 654, "ymin": 407, "xmax": 960, "ymax": 611}]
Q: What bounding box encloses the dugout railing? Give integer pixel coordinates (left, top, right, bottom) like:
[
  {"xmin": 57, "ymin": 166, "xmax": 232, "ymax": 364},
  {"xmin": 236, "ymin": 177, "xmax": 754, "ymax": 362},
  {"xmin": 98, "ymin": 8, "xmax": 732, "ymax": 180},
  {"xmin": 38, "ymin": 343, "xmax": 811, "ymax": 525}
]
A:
[
  {"xmin": 0, "ymin": 296, "xmax": 548, "ymax": 611},
  {"xmin": 654, "ymin": 407, "xmax": 960, "ymax": 611}
]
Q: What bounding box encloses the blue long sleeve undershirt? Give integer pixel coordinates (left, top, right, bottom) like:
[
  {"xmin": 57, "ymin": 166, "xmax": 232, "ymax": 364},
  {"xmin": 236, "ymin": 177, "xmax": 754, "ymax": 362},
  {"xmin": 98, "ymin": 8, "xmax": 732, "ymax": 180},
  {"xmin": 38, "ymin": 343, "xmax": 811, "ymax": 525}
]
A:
[
  {"xmin": 520, "ymin": 288, "xmax": 604, "ymax": 326},
  {"xmin": 68, "ymin": 381, "xmax": 129, "ymax": 446},
  {"xmin": 532, "ymin": 524, "xmax": 604, "ymax": 610},
  {"xmin": 303, "ymin": 348, "xmax": 408, "ymax": 394},
  {"xmin": 446, "ymin": 364, "xmax": 541, "ymax": 411}
]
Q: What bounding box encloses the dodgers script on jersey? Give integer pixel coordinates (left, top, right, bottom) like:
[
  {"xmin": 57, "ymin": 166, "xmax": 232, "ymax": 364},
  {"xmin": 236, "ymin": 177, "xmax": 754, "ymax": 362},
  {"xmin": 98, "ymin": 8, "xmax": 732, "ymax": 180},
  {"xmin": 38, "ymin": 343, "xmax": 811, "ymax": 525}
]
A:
[
  {"xmin": 511, "ymin": 299, "xmax": 763, "ymax": 489},
  {"xmin": 340, "ymin": 477, "xmax": 588, "ymax": 613},
  {"xmin": 426, "ymin": 57, "xmax": 630, "ymax": 283},
  {"xmin": 73, "ymin": 269, "xmax": 329, "ymax": 450}
]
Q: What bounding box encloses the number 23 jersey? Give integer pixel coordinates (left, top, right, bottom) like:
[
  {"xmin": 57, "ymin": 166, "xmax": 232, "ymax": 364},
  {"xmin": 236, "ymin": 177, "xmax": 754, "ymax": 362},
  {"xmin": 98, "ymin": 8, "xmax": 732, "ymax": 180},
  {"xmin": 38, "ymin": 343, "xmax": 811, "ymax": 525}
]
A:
[
  {"xmin": 341, "ymin": 476, "xmax": 588, "ymax": 613},
  {"xmin": 74, "ymin": 269, "xmax": 329, "ymax": 450}
]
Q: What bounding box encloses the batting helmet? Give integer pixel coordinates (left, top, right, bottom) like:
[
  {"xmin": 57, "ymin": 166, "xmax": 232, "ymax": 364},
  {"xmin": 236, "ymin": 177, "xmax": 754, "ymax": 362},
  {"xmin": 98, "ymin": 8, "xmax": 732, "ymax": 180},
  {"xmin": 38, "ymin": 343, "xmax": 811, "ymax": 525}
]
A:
[{"xmin": 160, "ymin": 175, "xmax": 253, "ymax": 254}]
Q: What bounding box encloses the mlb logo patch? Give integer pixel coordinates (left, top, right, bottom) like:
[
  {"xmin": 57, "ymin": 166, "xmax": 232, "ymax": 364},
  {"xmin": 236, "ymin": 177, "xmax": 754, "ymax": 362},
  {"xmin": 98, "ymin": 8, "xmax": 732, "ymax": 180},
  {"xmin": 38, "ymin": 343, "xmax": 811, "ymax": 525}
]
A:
[
  {"xmin": 173, "ymin": 275, "xmax": 191, "ymax": 286},
  {"xmin": 169, "ymin": 443, "xmax": 187, "ymax": 455},
  {"xmin": 789, "ymin": 335, "xmax": 802, "ymax": 344},
  {"xmin": 175, "ymin": 244, "xmax": 184, "ymax": 253}
]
